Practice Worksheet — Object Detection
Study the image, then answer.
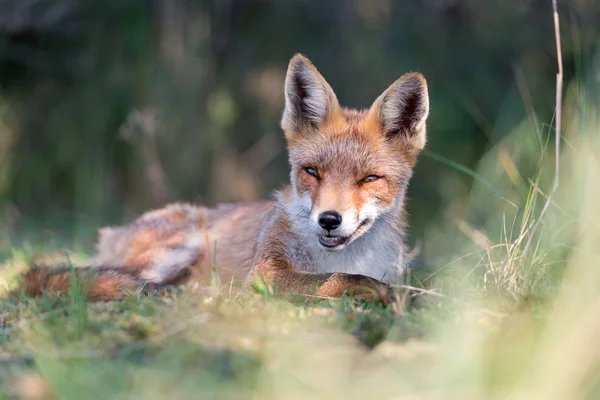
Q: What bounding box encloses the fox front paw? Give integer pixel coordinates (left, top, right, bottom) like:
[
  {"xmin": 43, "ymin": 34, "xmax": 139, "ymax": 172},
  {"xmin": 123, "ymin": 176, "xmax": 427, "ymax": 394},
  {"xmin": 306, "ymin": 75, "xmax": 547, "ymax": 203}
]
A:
[
  {"xmin": 360, "ymin": 280, "xmax": 393, "ymax": 305},
  {"xmin": 331, "ymin": 274, "xmax": 392, "ymax": 304}
]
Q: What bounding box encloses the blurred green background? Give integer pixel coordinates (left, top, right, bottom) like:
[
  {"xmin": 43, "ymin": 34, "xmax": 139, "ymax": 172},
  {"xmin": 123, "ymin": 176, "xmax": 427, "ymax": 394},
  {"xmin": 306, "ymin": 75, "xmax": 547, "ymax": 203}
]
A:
[{"xmin": 0, "ymin": 0, "xmax": 598, "ymax": 261}]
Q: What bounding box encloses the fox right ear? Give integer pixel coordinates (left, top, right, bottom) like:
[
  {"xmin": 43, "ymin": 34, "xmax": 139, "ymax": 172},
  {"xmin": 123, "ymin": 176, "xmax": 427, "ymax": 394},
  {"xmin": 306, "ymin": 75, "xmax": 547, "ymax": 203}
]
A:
[{"xmin": 281, "ymin": 54, "xmax": 339, "ymax": 137}]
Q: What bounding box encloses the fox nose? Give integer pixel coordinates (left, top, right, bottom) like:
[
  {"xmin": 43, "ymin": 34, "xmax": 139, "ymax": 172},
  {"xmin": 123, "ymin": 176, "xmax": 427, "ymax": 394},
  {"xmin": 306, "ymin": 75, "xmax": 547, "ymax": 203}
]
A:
[{"xmin": 318, "ymin": 211, "xmax": 342, "ymax": 231}]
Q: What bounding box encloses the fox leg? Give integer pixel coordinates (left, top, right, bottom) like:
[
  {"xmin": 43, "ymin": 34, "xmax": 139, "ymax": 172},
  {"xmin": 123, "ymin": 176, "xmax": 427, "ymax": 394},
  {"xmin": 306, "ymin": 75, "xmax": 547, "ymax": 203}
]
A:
[
  {"xmin": 121, "ymin": 245, "xmax": 200, "ymax": 286},
  {"xmin": 250, "ymin": 263, "xmax": 391, "ymax": 303},
  {"xmin": 92, "ymin": 203, "xmax": 206, "ymax": 287}
]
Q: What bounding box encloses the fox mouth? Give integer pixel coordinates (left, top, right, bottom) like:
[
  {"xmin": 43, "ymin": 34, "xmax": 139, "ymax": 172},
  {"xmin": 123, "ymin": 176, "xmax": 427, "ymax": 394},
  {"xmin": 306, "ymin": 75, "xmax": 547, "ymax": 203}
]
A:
[
  {"xmin": 318, "ymin": 218, "xmax": 372, "ymax": 251},
  {"xmin": 319, "ymin": 235, "xmax": 348, "ymax": 248}
]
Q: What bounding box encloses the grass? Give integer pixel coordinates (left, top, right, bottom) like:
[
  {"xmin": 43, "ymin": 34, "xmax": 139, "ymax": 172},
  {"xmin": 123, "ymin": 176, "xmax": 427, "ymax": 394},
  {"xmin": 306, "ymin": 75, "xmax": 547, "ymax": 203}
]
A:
[{"xmin": 0, "ymin": 278, "xmax": 443, "ymax": 399}]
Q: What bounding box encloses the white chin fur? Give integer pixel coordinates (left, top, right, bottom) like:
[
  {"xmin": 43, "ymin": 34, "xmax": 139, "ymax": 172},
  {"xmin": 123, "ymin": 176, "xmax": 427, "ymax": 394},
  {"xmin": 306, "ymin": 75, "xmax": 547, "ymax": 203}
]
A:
[{"xmin": 320, "ymin": 244, "xmax": 346, "ymax": 252}]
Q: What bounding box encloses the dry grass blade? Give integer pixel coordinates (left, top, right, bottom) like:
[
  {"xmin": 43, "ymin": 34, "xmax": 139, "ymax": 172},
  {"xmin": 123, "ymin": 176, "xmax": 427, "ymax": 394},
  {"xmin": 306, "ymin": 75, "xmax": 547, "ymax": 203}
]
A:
[
  {"xmin": 390, "ymin": 283, "xmax": 507, "ymax": 318},
  {"xmin": 523, "ymin": 0, "xmax": 563, "ymax": 255}
]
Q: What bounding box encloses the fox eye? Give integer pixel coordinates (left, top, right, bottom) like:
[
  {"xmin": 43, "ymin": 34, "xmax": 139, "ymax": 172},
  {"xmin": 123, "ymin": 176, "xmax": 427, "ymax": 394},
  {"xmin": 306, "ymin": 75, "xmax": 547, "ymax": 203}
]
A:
[
  {"xmin": 304, "ymin": 167, "xmax": 319, "ymax": 179},
  {"xmin": 361, "ymin": 175, "xmax": 381, "ymax": 184}
]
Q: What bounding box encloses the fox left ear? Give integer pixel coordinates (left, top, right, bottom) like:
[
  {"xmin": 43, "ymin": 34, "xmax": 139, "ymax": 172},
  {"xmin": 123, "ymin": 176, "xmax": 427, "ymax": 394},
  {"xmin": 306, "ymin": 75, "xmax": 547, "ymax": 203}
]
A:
[{"xmin": 370, "ymin": 72, "xmax": 429, "ymax": 150}]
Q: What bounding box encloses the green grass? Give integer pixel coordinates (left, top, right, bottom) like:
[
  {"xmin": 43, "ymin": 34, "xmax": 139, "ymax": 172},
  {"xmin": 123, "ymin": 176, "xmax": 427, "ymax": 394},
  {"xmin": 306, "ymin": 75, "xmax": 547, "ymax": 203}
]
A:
[
  {"xmin": 0, "ymin": 279, "xmax": 444, "ymax": 399},
  {"xmin": 0, "ymin": 240, "xmax": 587, "ymax": 400}
]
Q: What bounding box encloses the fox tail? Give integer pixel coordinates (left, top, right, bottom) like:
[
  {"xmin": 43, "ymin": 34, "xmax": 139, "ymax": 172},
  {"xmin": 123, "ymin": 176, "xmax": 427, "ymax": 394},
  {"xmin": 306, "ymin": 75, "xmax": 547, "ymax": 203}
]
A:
[{"xmin": 18, "ymin": 265, "xmax": 151, "ymax": 301}]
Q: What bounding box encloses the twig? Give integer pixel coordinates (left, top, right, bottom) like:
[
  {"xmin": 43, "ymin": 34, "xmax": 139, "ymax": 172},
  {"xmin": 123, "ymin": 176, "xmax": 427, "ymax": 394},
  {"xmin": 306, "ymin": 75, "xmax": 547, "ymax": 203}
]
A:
[
  {"xmin": 390, "ymin": 284, "xmax": 507, "ymax": 318},
  {"xmin": 390, "ymin": 284, "xmax": 442, "ymax": 297},
  {"xmin": 523, "ymin": 0, "xmax": 563, "ymax": 255}
]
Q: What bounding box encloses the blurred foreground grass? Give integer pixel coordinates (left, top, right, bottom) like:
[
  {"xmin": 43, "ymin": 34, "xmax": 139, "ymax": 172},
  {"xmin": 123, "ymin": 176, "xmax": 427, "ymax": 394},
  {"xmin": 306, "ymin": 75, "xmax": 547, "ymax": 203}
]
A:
[{"xmin": 0, "ymin": 86, "xmax": 599, "ymax": 399}]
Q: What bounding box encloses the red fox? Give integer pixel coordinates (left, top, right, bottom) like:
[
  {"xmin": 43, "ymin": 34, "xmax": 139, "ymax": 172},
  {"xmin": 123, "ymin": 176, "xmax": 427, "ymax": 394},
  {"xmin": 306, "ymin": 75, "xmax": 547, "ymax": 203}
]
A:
[{"xmin": 22, "ymin": 54, "xmax": 429, "ymax": 302}]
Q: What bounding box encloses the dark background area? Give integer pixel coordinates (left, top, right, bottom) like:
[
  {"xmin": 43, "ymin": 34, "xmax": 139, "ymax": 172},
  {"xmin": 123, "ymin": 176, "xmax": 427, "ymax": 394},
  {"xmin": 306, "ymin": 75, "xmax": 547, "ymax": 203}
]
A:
[{"xmin": 0, "ymin": 0, "xmax": 598, "ymax": 260}]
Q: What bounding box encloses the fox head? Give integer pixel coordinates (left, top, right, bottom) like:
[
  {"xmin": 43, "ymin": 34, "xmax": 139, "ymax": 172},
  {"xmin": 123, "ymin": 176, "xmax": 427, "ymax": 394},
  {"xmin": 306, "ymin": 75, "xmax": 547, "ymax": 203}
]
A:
[{"xmin": 281, "ymin": 54, "xmax": 429, "ymax": 252}]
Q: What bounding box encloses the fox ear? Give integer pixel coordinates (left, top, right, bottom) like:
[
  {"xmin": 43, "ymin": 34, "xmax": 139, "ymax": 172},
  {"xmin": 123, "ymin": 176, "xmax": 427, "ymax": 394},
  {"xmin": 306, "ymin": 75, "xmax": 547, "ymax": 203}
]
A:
[
  {"xmin": 281, "ymin": 54, "xmax": 339, "ymax": 136},
  {"xmin": 371, "ymin": 72, "xmax": 429, "ymax": 150}
]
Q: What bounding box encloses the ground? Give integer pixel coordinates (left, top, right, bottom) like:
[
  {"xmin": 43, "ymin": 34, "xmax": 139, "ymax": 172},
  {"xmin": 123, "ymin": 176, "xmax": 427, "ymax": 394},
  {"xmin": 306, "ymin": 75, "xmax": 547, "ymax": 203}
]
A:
[
  {"xmin": 0, "ymin": 249, "xmax": 571, "ymax": 400},
  {"xmin": 0, "ymin": 251, "xmax": 509, "ymax": 400}
]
